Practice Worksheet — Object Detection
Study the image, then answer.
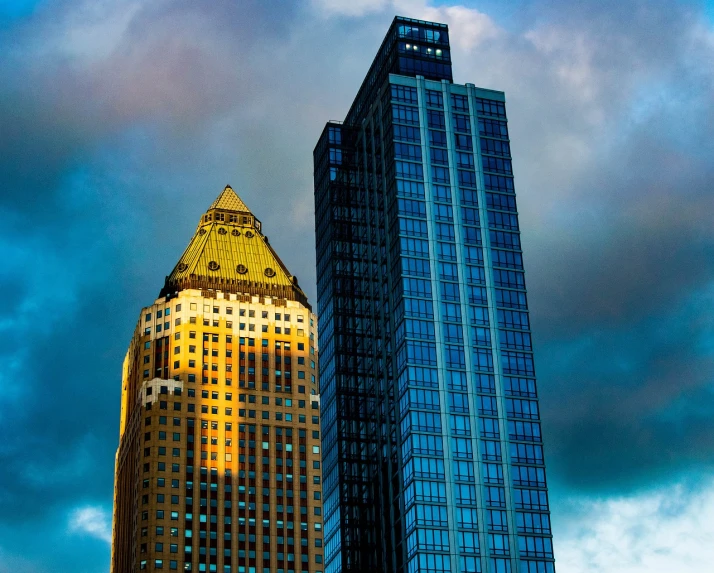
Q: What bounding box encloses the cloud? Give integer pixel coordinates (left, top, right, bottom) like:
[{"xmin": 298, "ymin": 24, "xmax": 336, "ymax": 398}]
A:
[
  {"xmin": 68, "ymin": 506, "xmax": 112, "ymax": 544},
  {"xmin": 555, "ymin": 477, "xmax": 714, "ymax": 572},
  {"xmin": 0, "ymin": 0, "xmax": 712, "ymax": 571},
  {"xmin": 417, "ymin": 4, "xmax": 502, "ymax": 50}
]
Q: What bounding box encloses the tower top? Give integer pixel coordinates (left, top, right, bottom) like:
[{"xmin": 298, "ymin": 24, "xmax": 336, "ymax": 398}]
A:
[
  {"xmin": 209, "ymin": 185, "xmax": 251, "ymax": 213},
  {"xmin": 344, "ymin": 15, "xmax": 452, "ymax": 126},
  {"xmin": 159, "ymin": 185, "xmax": 309, "ymax": 308}
]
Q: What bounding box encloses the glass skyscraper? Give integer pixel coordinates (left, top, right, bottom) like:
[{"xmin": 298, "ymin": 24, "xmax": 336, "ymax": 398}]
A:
[{"xmin": 313, "ymin": 16, "xmax": 555, "ymax": 573}]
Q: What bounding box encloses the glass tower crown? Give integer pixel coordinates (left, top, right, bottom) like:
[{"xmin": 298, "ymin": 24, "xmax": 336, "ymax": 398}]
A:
[{"xmin": 313, "ymin": 15, "xmax": 556, "ymax": 573}]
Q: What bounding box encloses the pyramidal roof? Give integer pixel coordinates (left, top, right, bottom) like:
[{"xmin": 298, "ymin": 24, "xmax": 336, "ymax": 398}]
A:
[
  {"xmin": 160, "ymin": 186, "xmax": 309, "ymax": 308},
  {"xmin": 209, "ymin": 185, "xmax": 250, "ymax": 212}
]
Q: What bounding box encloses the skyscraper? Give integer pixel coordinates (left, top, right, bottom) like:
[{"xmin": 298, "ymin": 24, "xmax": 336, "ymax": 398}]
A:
[
  {"xmin": 112, "ymin": 186, "xmax": 323, "ymax": 573},
  {"xmin": 313, "ymin": 16, "xmax": 555, "ymax": 573}
]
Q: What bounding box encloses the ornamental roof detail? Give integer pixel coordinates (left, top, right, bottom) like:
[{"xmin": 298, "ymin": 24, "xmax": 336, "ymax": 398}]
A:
[{"xmin": 160, "ymin": 186, "xmax": 308, "ymax": 307}]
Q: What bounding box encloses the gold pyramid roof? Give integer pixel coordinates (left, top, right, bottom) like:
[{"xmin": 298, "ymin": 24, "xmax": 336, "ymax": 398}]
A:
[
  {"xmin": 160, "ymin": 186, "xmax": 308, "ymax": 307},
  {"xmin": 209, "ymin": 186, "xmax": 250, "ymax": 212}
]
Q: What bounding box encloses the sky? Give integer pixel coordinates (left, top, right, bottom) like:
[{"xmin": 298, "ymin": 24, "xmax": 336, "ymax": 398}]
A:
[{"xmin": 0, "ymin": 0, "xmax": 712, "ymax": 571}]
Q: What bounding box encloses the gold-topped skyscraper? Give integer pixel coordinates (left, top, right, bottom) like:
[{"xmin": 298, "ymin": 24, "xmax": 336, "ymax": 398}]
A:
[{"xmin": 112, "ymin": 186, "xmax": 322, "ymax": 573}]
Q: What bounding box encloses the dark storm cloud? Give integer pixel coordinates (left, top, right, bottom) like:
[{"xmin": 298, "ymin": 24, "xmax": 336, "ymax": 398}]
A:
[
  {"xmin": 538, "ymin": 291, "xmax": 714, "ymax": 490},
  {"xmin": 507, "ymin": 26, "xmax": 711, "ymax": 495},
  {"xmin": 0, "ymin": 0, "xmax": 712, "ymax": 570}
]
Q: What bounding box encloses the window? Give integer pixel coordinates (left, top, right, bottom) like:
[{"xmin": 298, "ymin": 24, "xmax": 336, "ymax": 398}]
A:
[
  {"xmin": 427, "ymin": 109, "xmax": 445, "ymax": 129},
  {"xmin": 453, "ymin": 113, "xmax": 471, "ymax": 133},
  {"xmin": 391, "ymin": 84, "xmax": 418, "ymax": 104},
  {"xmin": 452, "ymin": 94, "xmax": 468, "ymax": 112},
  {"xmin": 393, "ymin": 104, "xmax": 420, "ymax": 125},
  {"xmin": 426, "ymin": 89, "xmax": 443, "ymax": 107},
  {"xmin": 479, "ymin": 118, "xmax": 509, "ymax": 138},
  {"xmin": 430, "ymin": 147, "xmax": 449, "ymax": 165},
  {"xmin": 475, "ymin": 98, "xmax": 506, "ymax": 118},
  {"xmin": 429, "ymin": 129, "xmax": 447, "ymax": 146}
]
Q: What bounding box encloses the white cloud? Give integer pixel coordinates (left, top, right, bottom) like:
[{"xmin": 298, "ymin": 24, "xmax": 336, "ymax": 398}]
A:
[
  {"xmin": 555, "ymin": 479, "xmax": 714, "ymax": 573},
  {"xmin": 412, "ymin": 4, "xmax": 502, "ymax": 50},
  {"xmin": 68, "ymin": 506, "xmax": 112, "ymax": 544}
]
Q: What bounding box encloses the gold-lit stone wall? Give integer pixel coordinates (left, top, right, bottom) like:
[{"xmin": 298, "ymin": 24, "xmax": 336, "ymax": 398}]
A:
[{"xmin": 113, "ymin": 288, "xmax": 322, "ymax": 573}]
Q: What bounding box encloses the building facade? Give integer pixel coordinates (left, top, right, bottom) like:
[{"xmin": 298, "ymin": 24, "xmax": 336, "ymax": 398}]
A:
[
  {"xmin": 313, "ymin": 17, "xmax": 555, "ymax": 573},
  {"xmin": 112, "ymin": 187, "xmax": 323, "ymax": 573}
]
